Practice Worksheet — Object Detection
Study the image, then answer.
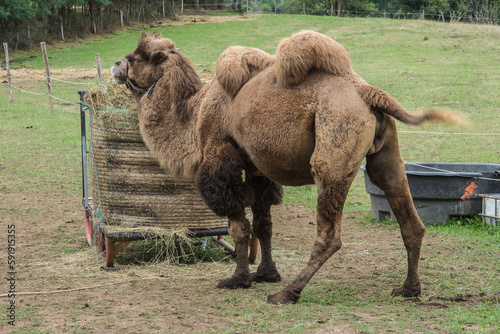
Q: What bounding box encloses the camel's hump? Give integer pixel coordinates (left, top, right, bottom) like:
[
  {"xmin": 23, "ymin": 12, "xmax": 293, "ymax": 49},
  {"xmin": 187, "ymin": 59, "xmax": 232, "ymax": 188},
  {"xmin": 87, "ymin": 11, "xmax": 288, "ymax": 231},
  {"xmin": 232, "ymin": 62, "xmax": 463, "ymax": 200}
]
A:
[
  {"xmin": 275, "ymin": 30, "xmax": 353, "ymax": 86},
  {"xmin": 215, "ymin": 46, "xmax": 274, "ymax": 97},
  {"xmin": 215, "ymin": 31, "xmax": 353, "ymax": 96}
]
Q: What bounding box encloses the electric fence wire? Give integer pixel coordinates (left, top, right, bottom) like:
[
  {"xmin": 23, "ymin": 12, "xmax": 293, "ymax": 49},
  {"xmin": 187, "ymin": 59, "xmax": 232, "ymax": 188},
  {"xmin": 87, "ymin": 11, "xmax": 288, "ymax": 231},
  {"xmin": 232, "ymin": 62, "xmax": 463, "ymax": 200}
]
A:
[
  {"xmin": 2, "ymin": 66, "xmax": 98, "ymax": 85},
  {"xmin": 1, "ymin": 66, "xmax": 109, "ymax": 105},
  {"xmin": 405, "ymin": 162, "xmax": 500, "ymax": 183},
  {"xmin": 400, "ymin": 130, "xmax": 500, "ymax": 136},
  {"xmin": 1, "ymin": 81, "xmax": 80, "ymax": 106},
  {"xmin": 1, "ymin": 67, "xmax": 499, "ymax": 183}
]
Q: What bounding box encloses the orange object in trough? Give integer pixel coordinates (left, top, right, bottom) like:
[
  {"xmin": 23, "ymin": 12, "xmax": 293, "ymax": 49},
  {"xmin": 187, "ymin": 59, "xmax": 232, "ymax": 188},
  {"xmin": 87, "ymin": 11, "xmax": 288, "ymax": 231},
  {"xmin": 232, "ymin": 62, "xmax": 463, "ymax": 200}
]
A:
[{"xmin": 461, "ymin": 182, "xmax": 477, "ymax": 200}]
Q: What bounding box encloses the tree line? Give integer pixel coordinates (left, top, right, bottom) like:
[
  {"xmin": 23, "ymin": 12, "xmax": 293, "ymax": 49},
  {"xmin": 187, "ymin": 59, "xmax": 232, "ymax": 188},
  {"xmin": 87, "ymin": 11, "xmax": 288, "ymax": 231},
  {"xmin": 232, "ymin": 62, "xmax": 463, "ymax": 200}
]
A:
[
  {"xmin": 0, "ymin": 0, "xmax": 223, "ymax": 50},
  {"xmin": 0, "ymin": 0, "xmax": 498, "ymax": 50},
  {"xmin": 258, "ymin": 0, "xmax": 498, "ymax": 23}
]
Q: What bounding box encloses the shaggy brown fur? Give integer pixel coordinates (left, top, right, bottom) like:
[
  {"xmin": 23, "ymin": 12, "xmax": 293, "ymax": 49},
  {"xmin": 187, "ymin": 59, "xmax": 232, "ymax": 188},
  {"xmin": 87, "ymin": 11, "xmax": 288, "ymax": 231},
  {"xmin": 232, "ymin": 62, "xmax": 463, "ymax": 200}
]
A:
[
  {"xmin": 195, "ymin": 142, "xmax": 254, "ymax": 217},
  {"xmin": 112, "ymin": 31, "xmax": 462, "ymax": 304}
]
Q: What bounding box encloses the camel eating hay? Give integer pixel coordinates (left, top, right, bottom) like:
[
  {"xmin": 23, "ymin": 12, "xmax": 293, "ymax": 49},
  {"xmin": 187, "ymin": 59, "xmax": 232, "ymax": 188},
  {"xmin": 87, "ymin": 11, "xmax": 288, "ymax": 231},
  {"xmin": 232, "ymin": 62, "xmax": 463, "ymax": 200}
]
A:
[{"xmin": 111, "ymin": 30, "xmax": 462, "ymax": 304}]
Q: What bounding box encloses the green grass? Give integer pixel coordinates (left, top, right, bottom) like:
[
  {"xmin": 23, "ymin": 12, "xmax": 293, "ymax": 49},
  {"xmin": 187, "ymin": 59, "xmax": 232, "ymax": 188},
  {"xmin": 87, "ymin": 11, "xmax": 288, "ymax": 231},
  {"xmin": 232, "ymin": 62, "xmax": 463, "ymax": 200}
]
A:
[
  {"xmin": 431, "ymin": 216, "xmax": 500, "ymax": 239},
  {"xmin": 283, "ymin": 173, "xmax": 371, "ymax": 213},
  {"xmin": 1, "ymin": 14, "xmax": 499, "ymax": 334}
]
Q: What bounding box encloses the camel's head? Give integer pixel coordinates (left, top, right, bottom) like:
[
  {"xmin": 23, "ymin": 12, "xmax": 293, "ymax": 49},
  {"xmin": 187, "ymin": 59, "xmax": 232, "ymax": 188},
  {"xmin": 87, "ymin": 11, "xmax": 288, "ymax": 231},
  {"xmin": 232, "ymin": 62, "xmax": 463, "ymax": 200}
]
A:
[
  {"xmin": 110, "ymin": 57, "xmax": 128, "ymax": 84},
  {"xmin": 111, "ymin": 32, "xmax": 176, "ymax": 91}
]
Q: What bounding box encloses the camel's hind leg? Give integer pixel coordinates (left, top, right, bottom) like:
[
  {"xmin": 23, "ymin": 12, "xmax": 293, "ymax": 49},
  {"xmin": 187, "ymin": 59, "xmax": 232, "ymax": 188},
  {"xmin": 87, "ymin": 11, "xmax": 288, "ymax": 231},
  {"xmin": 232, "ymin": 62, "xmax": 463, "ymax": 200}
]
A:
[
  {"xmin": 365, "ymin": 120, "xmax": 425, "ymax": 297},
  {"xmin": 268, "ymin": 111, "xmax": 374, "ymax": 304}
]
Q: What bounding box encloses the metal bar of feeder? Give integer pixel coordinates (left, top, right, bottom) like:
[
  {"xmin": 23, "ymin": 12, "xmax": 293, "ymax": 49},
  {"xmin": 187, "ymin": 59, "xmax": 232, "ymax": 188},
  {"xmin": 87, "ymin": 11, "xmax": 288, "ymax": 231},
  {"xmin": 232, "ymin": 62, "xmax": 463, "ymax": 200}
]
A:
[
  {"xmin": 104, "ymin": 227, "xmax": 230, "ymax": 241},
  {"xmin": 79, "ymin": 90, "xmax": 89, "ymax": 210}
]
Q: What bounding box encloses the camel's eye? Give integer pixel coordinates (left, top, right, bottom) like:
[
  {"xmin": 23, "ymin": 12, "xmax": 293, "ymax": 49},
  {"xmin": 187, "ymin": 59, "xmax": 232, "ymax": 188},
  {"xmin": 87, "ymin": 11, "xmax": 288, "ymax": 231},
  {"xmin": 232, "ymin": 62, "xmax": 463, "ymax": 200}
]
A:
[{"xmin": 126, "ymin": 54, "xmax": 136, "ymax": 64}]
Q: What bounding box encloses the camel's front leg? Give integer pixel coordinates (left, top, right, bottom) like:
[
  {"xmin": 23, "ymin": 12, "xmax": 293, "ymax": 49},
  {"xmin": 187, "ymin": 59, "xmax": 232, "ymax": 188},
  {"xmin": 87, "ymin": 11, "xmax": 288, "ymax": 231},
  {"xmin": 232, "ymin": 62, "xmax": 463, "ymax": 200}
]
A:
[
  {"xmin": 247, "ymin": 175, "xmax": 283, "ymax": 283},
  {"xmin": 217, "ymin": 211, "xmax": 253, "ymax": 289},
  {"xmin": 195, "ymin": 142, "xmax": 254, "ymax": 289}
]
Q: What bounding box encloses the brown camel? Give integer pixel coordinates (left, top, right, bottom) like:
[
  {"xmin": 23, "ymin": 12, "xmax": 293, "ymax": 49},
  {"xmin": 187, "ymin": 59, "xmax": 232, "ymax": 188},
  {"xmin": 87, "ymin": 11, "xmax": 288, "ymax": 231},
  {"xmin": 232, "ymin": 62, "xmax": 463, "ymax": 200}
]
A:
[{"xmin": 111, "ymin": 30, "xmax": 459, "ymax": 304}]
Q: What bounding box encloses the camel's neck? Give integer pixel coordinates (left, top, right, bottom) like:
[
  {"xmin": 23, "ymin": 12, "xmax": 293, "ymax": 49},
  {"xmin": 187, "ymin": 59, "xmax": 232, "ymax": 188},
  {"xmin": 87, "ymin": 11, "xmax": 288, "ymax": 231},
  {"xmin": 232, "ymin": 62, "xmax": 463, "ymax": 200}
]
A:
[
  {"xmin": 125, "ymin": 80, "xmax": 151, "ymax": 102},
  {"xmin": 137, "ymin": 72, "xmax": 204, "ymax": 179}
]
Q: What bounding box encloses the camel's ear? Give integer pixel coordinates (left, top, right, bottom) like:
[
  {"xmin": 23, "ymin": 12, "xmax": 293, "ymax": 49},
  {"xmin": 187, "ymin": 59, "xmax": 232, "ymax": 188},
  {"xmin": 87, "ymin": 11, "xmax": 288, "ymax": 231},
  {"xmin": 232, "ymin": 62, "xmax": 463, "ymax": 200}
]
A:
[{"xmin": 150, "ymin": 51, "xmax": 168, "ymax": 64}]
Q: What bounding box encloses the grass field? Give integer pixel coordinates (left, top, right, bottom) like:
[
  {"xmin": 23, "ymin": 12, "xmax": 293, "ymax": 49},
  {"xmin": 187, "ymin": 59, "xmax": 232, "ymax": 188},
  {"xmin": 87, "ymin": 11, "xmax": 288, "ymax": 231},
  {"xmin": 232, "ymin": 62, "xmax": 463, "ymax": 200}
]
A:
[{"xmin": 1, "ymin": 14, "xmax": 499, "ymax": 333}]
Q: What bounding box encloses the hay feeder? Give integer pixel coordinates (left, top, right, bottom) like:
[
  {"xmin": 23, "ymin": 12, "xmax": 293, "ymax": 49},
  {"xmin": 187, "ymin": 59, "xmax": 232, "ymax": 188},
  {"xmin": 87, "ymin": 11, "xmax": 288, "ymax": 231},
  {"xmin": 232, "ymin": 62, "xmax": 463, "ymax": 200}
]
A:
[{"xmin": 78, "ymin": 89, "xmax": 258, "ymax": 267}]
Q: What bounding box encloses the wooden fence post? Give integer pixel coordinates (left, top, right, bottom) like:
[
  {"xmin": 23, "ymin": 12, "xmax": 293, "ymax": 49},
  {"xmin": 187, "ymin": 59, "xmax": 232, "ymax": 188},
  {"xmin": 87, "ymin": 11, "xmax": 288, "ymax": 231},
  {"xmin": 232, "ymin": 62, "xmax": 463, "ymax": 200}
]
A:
[
  {"xmin": 40, "ymin": 42, "xmax": 54, "ymax": 115},
  {"xmin": 95, "ymin": 53, "xmax": 102, "ymax": 86},
  {"xmin": 3, "ymin": 43, "xmax": 13, "ymax": 103}
]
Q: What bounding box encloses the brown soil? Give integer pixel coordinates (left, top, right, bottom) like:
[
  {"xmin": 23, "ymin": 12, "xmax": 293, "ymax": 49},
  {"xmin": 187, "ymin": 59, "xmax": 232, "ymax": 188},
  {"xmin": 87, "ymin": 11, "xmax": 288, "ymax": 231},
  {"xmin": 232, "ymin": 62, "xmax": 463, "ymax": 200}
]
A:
[
  {"xmin": 0, "ymin": 182, "xmax": 468, "ymax": 333},
  {"xmin": 6, "ymin": 189, "xmax": 389, "ymax": 333}
]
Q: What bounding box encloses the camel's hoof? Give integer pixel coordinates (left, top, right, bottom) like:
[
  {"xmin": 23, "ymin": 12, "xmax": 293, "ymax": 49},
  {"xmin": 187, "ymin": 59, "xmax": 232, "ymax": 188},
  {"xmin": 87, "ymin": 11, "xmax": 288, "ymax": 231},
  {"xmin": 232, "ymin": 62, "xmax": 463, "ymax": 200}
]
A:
[
  {"xmin": 267, "ymin": 290, "xmax": 300, "ymax": 304},
  {"xmin": 250, "ymin": 270, "xmax": 281, "ymax": 283},
  {"xmin": 391, "ymin": 285, "xmax": 421, "ymax": 298},
  {"xmin": 216, "ymin": 277, "xmax": 252, "ymax": 289}
]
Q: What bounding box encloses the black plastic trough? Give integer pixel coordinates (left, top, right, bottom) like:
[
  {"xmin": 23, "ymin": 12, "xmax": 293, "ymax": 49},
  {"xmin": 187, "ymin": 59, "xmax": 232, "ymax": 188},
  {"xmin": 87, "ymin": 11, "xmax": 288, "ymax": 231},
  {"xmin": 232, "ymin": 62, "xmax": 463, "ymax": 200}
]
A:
[{"xmin": 361, "ymin": 163, "xmax": 500, "ymax": 224}]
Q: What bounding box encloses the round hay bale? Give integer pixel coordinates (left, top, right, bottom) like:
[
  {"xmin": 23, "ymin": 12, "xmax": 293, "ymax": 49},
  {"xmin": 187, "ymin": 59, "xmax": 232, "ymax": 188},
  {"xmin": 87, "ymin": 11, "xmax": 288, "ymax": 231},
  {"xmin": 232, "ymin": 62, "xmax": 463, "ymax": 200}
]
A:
[{"xmin": 86, "ymin": 86, "xmax": 227, "ymax": 232}]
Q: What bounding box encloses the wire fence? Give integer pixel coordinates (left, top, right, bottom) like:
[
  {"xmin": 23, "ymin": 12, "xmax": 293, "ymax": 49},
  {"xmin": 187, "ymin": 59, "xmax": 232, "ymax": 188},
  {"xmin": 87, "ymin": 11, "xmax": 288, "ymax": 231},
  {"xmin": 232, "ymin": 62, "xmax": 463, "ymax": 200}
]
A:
[
  {"xmin": 1, "ymin": 40, "xmax": 499, "ymax": 185},
  {"xmin": 283, "ymin": 8, "xmax": 498, "ymax": 25},
  {"xmin": 0, "ymin": 66, "xmax": 99, "ymax": 106},
  {"xmin": 2, "ymin": 64, "xmax": 499, "ymax": 184},
  {"xmin": 6, "ymin": 68, "xmax": 93, "ymax": 86},
  {"xmin": 1, "ymin": 40, "xmax": 106, "ymax": 108},
  {"xmin": 180, "ymin": 3, "xmax": 499, "ymax": 25},
  {"xmin": 1, "ymin": 41, "xmax": 108, "ymax": 112},
  {"xmin": 2, "ymin": 64, "xmax": 500, "ymax": 138}
]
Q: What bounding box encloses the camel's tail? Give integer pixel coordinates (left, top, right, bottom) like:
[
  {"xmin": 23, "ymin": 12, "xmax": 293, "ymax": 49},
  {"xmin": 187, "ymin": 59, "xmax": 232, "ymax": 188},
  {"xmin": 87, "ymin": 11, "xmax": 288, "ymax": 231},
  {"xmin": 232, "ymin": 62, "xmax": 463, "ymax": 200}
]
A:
[{"xmin": 358, "ymin": 83, "xmax": 466, "ymax": 125}]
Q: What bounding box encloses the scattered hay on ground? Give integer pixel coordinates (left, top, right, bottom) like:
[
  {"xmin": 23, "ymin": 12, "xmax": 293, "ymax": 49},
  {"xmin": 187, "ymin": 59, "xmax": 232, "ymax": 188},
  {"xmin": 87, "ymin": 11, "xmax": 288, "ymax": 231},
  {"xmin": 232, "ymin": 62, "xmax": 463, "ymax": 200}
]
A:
[{"xmin": 27, "ymin": 238, "xmax": 237, "ymax": 290}]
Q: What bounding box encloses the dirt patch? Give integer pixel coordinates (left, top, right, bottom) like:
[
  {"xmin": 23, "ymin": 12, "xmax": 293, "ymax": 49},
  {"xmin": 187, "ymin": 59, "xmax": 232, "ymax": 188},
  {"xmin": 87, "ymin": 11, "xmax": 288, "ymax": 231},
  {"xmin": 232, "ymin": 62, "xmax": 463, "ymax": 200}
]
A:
[
  {"xmin": 1, "ymin": 60, "xmax": 214, "ymax": 89},
  {"xmin": 1, "ymin": 67, "xmax": 99, "ymax": 81},
  {"xmin": 3, "ymin": 189, "xmax": 396, "ymax": 332},
  {"xmin": 2, "ymin": 179, "xmax": 498, "ymax": 333},
  {"xmin": 162, "ymin": 13, "xmax": 252, "ymax": 26}
]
